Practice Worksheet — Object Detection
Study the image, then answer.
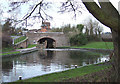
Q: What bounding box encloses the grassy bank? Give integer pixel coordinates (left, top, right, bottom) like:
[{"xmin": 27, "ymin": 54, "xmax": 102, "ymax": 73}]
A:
[
  {"xmin": 60, "ymin": 42, "xmax": 113, "ymax": 49},
  {"xmin": 14, "ymin": 36, "xmax": 26, "ymax": 44},
  {"xmin": 72, "ymin": 42, "xmax": 113, "ymax": 49},
  {"xmin": 27, "ymin": 44, "xmax": 37, "ymax": 48},
  {"xmin": 16, "ymin": 44, "xmax": 37, "ymax": 49},
  {"xmin": 15, "ymin": 63, "xmax": 111, "ymax": 82},
  {"xmin": 0, "ymin": 47, "xmax": 20, "ymax": 56},
  {"xmin": 0, "ymin": 51, "xmax": 20, "ymax": 55},
  {"xmin": 2, "ymin": 47, "xmax": 15, "ymax": 52},
  {"xmin": 77, "ymin": 42, "xmax": 113, "ymax": 49},
  {"xmin": 1, "ymin": 44, "xmax": 37, "ymax": 56}
]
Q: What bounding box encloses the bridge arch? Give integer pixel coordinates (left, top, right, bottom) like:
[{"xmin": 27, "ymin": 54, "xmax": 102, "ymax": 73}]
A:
[{"xmin": 37, "ymin": 36, "xmax": 56, "ymax": 48}]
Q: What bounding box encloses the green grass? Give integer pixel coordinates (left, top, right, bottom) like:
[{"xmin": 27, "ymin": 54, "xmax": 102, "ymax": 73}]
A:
[
  {"xmin": 27, "ymin": 44, "xmax": 37, "ymax": 48},
  {"xmin": 0, "ymin": 51, "xmax": 20, "ymax": 55},
  {"xmin": 2, "ymin": 47, "xmax": 15, "ymax": 52},
  {"xmin": 14, "ymin": 36, "xmax": 26, "ymax": 44},
  {"xmin": 16, "ymin": 44, "xmax": 37, "ymax": 49},
  {"xmin": 71, "ymin": 42, "xmax": 113, "ymax": 49},
  {"xmin": 56, "ymin": 46, "xmax": 71, "ymax": 49},
  {"xmin": 15, "ymin": 63, "xmax": 110, "ymax": 82},
  {"xmin": 11, "ymin": 37, "xmax": 15, "ymax": 39},
  {"xmin": 1, "ymin": 47, "xmax": 20, "ymax": 56},
  {"xmin": 1, "ymin": 44, "xmax": 36, "ymax": 55}
]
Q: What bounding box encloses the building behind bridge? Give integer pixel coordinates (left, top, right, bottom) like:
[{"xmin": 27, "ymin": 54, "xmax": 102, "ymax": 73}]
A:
[{"xmin": 29, "ymin": 22, "xmax": 51, "ymax": 33}]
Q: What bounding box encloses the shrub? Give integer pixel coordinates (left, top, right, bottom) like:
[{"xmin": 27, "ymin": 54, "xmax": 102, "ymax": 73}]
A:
[
  {"xmin": 2, "ymin": 32, "xmax": 13, "ymax": 48},
  {"xmin": 70, "ymin": 33, "xmax": 88, "ymax": 46}
]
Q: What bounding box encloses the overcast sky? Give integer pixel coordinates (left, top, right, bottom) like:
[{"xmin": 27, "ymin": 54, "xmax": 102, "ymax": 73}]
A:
[{"xmin": 1, "ymin": 0, "xmax": 120, "ymax": 32}]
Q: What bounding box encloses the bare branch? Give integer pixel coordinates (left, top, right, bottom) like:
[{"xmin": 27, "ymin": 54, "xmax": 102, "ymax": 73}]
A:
[
  {"xmin": 8, "ymin": 0, "xmax": 30, "ymax": 12},
  {"xmin": 41, "ymin": 9, "xmax": 53, "ymax": 20},
  {"xmin": 25, "ymin": 19, "xmax": 27, "ymax": 27},
  {"xmin": 8, "ymin": 4, "xmax": 21, "ymax": 12},
  {"xmin": 10, "ymin": 0, "xmax": 29, "ymax": 6},
  {"xmin": 23, "ymin": 0, "xmax": 43, "ymax": 20},
  {"xmin": 7, "ymin": 0, "xmax": 52, "ymax": 27},
  {"xmin": 59, "ymin": 0, "xmax": 82, "ymax": 18}
]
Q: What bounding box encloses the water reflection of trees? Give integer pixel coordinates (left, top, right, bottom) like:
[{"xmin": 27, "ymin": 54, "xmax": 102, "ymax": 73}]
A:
[
  {"xmin": 38, "ymin": 50, "xmax": 54, "ymax": 72},
  {"xmin": 69, "ymin": 51, "xmax": 101, "ymax": 66},
  {"xmin": 2, "ymin": 60, "xmax": 13, "ymax": 76}
]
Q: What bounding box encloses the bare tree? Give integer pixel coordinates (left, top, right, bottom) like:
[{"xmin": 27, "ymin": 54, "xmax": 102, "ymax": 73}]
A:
[
  {"xmin": 93, "ymin": 20, "xmax": 103, "ymax": 38},
  {"xmin": 2, "ymin": 0, "xmax": 53, "ymax": 28},
  {"xmin": 87, "ymin": 19, "xmax": 94, "ymax": 36},
  {"xmin": 84, "ymin": 18, "xmax": 103, "ymax": 38},
  {"xmin": 97, "ymin": 24, "xmax": 103, "ymax": 38},
  {"xmin": 85, "ymin": 26, "xmax": 89, "ymax": 36}
]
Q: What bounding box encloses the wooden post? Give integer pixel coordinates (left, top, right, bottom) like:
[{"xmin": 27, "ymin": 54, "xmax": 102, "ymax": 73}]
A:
[
  {"xmin": 75, "ymin": 65, "xmax": 77, "ymax": 68},
  {"xmin": 19, "ymin": 76, "xmax": 22, "ymax": 80}
]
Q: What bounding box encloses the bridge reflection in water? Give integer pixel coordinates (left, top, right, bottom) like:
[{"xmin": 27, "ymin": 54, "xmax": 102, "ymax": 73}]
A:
[
  {"xmin": 37, "ymin": 37, "xmax": 56, "ymax": 49},
  {"xmin": 2, "ymin": 49, "xmax": 110, "ymax": 82},
  {"xmin": 38, "ymin": 50, "xmax": 54, "ymax": 59}
]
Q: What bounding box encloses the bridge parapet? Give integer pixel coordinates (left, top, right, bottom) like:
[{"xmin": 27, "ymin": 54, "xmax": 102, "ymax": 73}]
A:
[
  {"xmin": 29, "ymin": 32, "xmax": 64, "ymax": 34},
  {"xmin": 26, "ymin": 32, "xmax": 70, "ymax": 47}
]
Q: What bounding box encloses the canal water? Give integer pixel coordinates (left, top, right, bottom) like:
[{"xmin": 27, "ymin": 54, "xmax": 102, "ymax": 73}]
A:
[{"xmin": 2, "ymin": 49, "xmax": 110, "ymax": 82}]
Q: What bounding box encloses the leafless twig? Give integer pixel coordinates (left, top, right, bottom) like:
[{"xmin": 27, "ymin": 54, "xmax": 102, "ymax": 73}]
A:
[
  {"xmin": 23, "ymin": 0, "xmax": 43, "ymax": 20},
  {"xmin": 59, "ymin": 0, "xmax": 82, "ymax": 19},
  {"xmin": 7, "ymin": 0, "xmax": 53, "ymax": 27}
]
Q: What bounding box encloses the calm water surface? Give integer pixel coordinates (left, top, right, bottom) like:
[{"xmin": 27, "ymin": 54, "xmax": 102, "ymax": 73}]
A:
[{"xmin": 2, "ymin": 49, "xmax": 110, "ymax": 82}]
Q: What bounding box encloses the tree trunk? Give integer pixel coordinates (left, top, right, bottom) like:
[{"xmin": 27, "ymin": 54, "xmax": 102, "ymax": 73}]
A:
[
  {"xmin": 98, "ymin": 31, "xmax": 101, "ymax": 39},
  {"xmin": 82, "ymin": 0, "xmax": 120, "ymax": 81},
  {"xmin": 82, "ymin": 0, "xmax": 119, "ymax": 32},
  {"xmin": 111, "ymin": 29, "xmax": 120, "ymax": 82},
  {"xmin": 85, "ymin": 27, "xmax": 89, "ymax": 36}
]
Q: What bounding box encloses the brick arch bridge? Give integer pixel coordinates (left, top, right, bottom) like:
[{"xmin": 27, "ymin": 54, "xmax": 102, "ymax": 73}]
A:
[{"xmin": 26, "ymin": 32, "xmax": 70, "ymax": 48}]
